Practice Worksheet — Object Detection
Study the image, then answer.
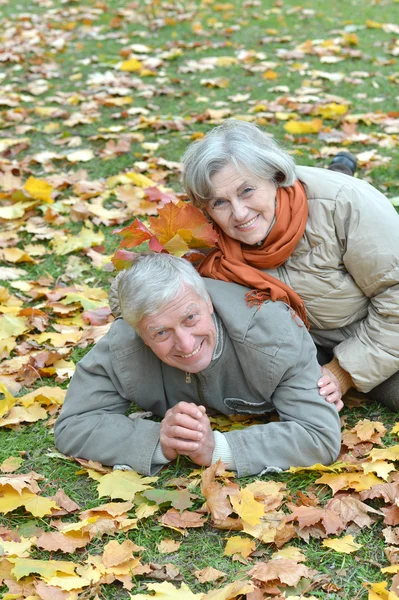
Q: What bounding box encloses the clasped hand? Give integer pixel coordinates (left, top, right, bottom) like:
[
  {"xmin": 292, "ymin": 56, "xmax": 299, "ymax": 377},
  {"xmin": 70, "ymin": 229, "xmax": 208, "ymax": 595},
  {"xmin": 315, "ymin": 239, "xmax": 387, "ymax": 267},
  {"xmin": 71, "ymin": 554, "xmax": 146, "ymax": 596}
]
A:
[{"xmin": 160, "ymin": 401, "xmax": 215, "ymax": 466}]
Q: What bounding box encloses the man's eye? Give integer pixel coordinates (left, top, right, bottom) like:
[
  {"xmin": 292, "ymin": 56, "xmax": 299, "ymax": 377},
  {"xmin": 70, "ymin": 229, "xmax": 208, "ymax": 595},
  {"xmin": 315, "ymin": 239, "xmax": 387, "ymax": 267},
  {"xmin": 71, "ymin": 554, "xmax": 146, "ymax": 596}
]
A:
[{"xmin": 156, "ymin": 330, "xmax": 166, "ymax": 337}]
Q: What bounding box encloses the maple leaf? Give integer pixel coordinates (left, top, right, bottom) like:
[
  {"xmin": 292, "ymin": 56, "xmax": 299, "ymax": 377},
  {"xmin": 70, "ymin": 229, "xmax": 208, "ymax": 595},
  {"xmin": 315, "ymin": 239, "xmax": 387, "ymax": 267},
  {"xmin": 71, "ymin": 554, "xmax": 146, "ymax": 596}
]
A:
[
  {"xmin": 35, "ymin": 531, "xmax": 90, "ymax": 553},
  {"xmin": 326, "ymin": 495, "xmax": 382, "ymax": 528},
  {"xmin": 129, "ymin": 581, "xmax": 203, "ymax": 599},
  {"xmin": 201, "ymin": 580, "xmax": 255, "ymax": 600},
  {"xmin": 157, "ymin": 539, "xmax": 182, "ymax": 554},
  {"xmin": 230, "ymin": 489, "xmax": 265, "ymax": 526},
  {"xmin": 11, "ymin": 557, "xmax": 78, "ymax": 580},
  {"xmin": 287, "ymin": 504, "xmax": 345, "ymax": 535},
  {"xmin": 113, "ymin": 219, "xmax": 153, "ymax": 249},
  {"xmin": 315, "ymin": 471, "xmax": 383, "ymax": 494},
  {"xmin": 249, "ymin": 558, "xmax": 314, "ymax": 586},
  {"xmin": 97, "ymin": 470, "xmax": 157, "ymax": 501},
  {"xmin": 223, "ymin": 535, "xmax": 255, "ymax": 558},
  {"xmin": 149, "ymin": 202, "xmax": 218, "ymax": 248},
  {"xmin": 142, "ymin": 489, "xmax": 194, "ymax": 511},
  {"xmin": 322, "ymin": 534, "xmax": 362, "ymax": 554},
  {"xmin": 193, "ymin": 566, "xmax": 225, "ymax": 583},
  {"xmin": 102, "ymin": 539, "xmax": 140, "ymax": 568},
  {"xmin": 24, "ymin": 176, "xmax": 54, "ymax": 204},
  {"xmin": 160, "ymin": 509, "xmax": 207, "ymax": 530},
  {"xmin": 0, "ymin": 456, "xmax": 23, "ymax": 473}
]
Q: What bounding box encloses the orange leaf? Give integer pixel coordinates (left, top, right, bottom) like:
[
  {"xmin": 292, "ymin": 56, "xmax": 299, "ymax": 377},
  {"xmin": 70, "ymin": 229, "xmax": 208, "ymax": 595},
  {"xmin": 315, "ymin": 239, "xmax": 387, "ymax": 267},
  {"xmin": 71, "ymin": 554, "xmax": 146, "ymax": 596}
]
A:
[{"xmin": 149, "ymin": 202, "xmax": 218, "ymax": 248}]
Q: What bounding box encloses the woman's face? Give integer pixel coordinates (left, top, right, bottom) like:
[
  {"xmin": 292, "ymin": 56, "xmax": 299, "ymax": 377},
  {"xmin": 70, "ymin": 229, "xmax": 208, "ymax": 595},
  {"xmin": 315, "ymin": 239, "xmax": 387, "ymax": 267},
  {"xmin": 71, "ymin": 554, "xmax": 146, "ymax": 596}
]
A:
[{"xmin": 207, "ymin": 163, "xmax": 277, "ymax": 245}]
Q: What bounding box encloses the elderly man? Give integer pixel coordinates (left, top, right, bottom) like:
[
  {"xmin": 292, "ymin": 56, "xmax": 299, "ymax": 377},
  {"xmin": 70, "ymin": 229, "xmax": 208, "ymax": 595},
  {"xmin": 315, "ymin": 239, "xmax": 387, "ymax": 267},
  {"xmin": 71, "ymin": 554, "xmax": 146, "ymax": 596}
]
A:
[{"xmin": 55, "ymin": 253, "xmax": 341, "ymax": 477}]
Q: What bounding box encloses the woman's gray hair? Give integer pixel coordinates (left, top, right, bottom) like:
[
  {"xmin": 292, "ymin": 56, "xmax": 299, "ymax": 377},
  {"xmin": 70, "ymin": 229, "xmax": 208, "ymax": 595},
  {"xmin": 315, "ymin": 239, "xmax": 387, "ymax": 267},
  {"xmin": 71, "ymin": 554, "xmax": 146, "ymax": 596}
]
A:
[
  {"xmin": 181, "ymin": 119, "xmax": 297, "ymax": 208},
  {"xmin": 117, "ymin": 253, "xmax": 210, "ymax": 331}
]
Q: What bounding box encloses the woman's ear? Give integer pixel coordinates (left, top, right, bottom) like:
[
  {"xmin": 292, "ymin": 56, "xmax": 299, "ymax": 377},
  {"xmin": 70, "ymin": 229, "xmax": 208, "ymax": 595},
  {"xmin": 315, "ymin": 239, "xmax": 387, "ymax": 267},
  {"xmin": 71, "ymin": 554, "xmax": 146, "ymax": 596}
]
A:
[{"xmin": 203, "ymin": 209, "xmax": 214, "ymax": 224}]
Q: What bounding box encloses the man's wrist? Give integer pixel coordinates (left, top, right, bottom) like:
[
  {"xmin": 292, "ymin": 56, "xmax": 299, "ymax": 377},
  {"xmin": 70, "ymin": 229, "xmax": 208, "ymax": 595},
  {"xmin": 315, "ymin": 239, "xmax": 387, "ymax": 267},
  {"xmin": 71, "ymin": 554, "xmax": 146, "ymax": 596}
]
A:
[
  {"xmin": 153, "ymin": 442, "xmax": 172, "ymax": 466},
  {"xmin": 212, "ymin": 431, "xmax": 236, "ymax": 471}
]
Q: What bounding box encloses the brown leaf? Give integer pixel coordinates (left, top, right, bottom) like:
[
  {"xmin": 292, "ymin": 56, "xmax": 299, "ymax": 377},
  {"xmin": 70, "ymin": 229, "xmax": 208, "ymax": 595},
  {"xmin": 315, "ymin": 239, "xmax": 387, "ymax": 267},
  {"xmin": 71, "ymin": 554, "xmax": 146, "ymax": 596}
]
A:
[
  {"xmin": 102, "ymin": 539, "xmax": 139, "ymax": 568},
  {"xmin": 326, "ymin": 494, "xmax": 382, "ymax": 528},
  {"xmin": 160, "ymin": 509, "xmax": 207, "ymax": 530},
  {"xmin": 193, "ymin": 566, "xmax": 225, "ymax": 583},
  {"xmin": 35, "ymin": 531, "xmax": 90, "ymax": 553},
  {"xmin": 249, "ymin": 558, "xmax": 314, "ymax": 586}
]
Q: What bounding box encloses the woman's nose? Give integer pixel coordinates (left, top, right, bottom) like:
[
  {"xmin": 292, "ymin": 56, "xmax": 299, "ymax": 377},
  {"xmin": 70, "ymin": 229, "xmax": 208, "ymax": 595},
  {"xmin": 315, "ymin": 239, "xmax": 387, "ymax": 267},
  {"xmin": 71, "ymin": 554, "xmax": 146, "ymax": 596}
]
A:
[{"xmin": 231, "ymin": 199, "xmax": 247, "ymax": 221}]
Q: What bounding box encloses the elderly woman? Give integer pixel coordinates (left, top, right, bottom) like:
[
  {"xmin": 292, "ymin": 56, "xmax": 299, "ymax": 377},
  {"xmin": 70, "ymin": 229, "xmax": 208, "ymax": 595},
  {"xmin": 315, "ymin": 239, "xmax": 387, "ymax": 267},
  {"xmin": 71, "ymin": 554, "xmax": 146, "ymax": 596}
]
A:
[{"xmin": 182, "ymin": 119, "xmax": 399, "ymax": 411}]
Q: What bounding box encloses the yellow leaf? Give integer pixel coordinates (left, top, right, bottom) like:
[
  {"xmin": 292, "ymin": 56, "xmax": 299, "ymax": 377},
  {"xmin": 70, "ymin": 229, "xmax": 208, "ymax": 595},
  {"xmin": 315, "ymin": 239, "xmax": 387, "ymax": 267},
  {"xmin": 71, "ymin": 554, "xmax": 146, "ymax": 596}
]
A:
[
  {"xmin": 230, "ymin": 489, "xmax": 265, "ymax": 525},
  {"xmin": 391, "ymin": 423, "xmax": 399, "ymax": 435},
  {"xmin": 125, "ymin": 172, "xmax": 155, "ymax": 188},
  {"xmin": 0, "ymin": 538, "xmax": 34, "ymax": 557},
  {"xmin": 223, "ymin": 535, "xmax": 255, "ymax": 558},
  {"xmin": 51, "ymin": 226, "xmax": 104, "ymax": 255},
  {"xmin": 66, "ymin": 149, "xmax": 95, "ymax": 162},
  {"xmin": 216, "ymin": 56, "xmax": 238, "ymax": 66},
  {"xmin": 0, "ymin": 456, "xmax": 23, "ymax": 473},
  {"xmin": 97, "ymin": 470, "xmax": 157, "ymax": 501},
  {"xmin": 119, "ymin": 59, "xmax": 143, "ymax": 72},
  {"xmin": 19, "ymin": 386, "xmax": 66, "ymax": 408},
  {"xmin": 0, "ymin": 314, "xmax": 29, "ymax": 340},
  {"xmin": 322, "ymin": 534, "xmax": 361, "ymax": 554},
  {"xmin": 313, "ymin": 103, "xmax": 348, "ymax": 119},
  {"xmin": 202, "ymin": 580, "xmax": 254, "ymax": 599},
  {"xmin": 11, "ymin": 557, "xmax": 78, "ymax": 580},
  {"xmin": 136, "ymin": 503, "xmax": 159, "ymax": 519},
  {"xmin": 288, "ymin": 461, "xmax": 348, "ymax": 473},
  {"xmin": 315, "ymin": 472, "xmax": 383, "ymax": 494},
  {"xmin": 364, "ymin": 580, "xmax": 399, "ymax": 600},
  {"xmin": 129, "ymin": 581, "xmax": 203, "ymax": 599},
  {"xmin": 262, "ymin": 69, "xmax": 278, "ymax": 80},
  {"xmin": 284, "ymin": 118, "xmax": 323, "ymax": 134},
  {"xmin": 0, "ymin": 202, "xmax": 37, "ymax": 220},
  {"xmin": 0, "ymin": 384, "xmax": 16, "ymax": 418},
  {"xmin": 46, "ymin": 573, "xmax": 91, "ymax": 590},
  {"xmin": 271, "ymin": 546, "xmax": 306, "ymax": 562},
  {"xmin": 0, "ymin": 404, "xmax": 48, "ymax": 428},
  {"xmin": 0, "ymin": 489, "xmax": 58, "ymax": 516},
  {"xmin": 369, "ymin": 445, "xmax": 399, "ymax": 462},
  {"xmin": 163, "ymin": 234, "xmax": 190, "ymax": 257},
  {"xmin": 24, "ymin": 176, "xmax": 54, "ymax": 204},
  {"xmin": 362, "ymin": 460, "xmax": 396, "ymax": 480},
  {"xmin": 157, "ymin": 539, "xmax": 182, "ymax": 553},
  {"xmin": 0, "ymin": 248, "xmax": 36, "ymax": 264}
]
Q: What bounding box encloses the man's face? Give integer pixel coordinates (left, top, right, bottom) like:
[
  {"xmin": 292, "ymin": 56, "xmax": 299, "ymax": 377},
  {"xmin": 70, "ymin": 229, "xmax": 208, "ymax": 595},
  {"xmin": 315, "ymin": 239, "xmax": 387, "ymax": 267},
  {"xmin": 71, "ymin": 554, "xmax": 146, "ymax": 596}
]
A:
[{"xmin": 138, "ymin": 285, "xmax": 217, "ymax": 373}]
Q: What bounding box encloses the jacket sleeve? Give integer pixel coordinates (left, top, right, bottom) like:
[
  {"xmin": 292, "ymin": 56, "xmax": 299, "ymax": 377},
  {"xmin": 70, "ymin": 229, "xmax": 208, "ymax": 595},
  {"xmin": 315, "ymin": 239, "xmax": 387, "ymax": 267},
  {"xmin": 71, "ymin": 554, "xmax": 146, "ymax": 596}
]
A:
[
  {"xmin": 54, "ymin": 330, "xmax": 165, "ymax": 476},
  {"xmin": 223, "ymin": 312, "xmax": 342, "ymax": 477},
  {"xmin": 333, "ymin": 182, "xmax": 399, "ymax": 392}
]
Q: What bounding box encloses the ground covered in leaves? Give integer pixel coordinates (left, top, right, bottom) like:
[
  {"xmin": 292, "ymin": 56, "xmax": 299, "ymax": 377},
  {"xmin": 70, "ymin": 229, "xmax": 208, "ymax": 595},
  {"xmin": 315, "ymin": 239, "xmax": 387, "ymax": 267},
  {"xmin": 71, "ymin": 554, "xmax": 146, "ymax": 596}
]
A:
[{"xmin": 1, "ymin": 0, "xmax": 399, "ymax": 598}]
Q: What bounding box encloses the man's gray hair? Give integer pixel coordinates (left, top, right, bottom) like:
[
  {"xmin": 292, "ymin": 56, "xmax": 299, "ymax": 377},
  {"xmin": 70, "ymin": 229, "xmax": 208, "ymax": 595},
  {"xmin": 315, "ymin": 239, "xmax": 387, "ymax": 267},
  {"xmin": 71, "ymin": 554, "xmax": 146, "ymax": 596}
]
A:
[
  {"xmin": 181, "ymin": 119, "xmax": 297, "ymax": 208},
  {"xmin": 117, "ymin": 253, "xmax": 210, "ymax": 331}
]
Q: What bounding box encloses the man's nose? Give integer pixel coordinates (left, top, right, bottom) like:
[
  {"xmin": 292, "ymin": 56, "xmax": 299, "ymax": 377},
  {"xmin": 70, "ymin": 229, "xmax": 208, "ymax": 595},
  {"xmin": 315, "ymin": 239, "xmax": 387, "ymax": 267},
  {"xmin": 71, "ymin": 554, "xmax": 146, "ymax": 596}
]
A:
[{"xmin": 175, "ymin": 330, "xmax": 194, "ymax": 354}]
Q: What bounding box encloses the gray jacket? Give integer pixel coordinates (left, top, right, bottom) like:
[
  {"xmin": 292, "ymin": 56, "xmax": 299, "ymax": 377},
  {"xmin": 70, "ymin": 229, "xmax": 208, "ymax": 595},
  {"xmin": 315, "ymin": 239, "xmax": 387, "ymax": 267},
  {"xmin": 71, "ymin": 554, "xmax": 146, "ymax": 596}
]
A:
[
  {"xmin": 54, "ymin": 279, "xmax": 341, "ymax": 477},
  {"xmin": 267, "ymin": 166, "xmax": 399, "ymax": 393}
]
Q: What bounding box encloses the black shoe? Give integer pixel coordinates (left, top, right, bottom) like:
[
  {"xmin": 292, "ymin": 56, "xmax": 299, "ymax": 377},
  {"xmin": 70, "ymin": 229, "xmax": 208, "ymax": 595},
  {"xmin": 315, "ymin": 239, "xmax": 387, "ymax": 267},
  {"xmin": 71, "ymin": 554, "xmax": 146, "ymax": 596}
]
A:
[{"xmin": 328, "ymin": 151, "xmax": 357, "ymax": 176}]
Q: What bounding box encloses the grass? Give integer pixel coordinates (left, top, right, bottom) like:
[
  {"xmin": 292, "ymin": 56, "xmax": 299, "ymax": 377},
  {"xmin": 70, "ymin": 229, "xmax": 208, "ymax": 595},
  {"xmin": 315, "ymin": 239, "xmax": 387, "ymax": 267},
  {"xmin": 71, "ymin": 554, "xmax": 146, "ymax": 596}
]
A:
[{"xmin": 1, "ymin": 0, "xmax": 399, "ymax": 597}]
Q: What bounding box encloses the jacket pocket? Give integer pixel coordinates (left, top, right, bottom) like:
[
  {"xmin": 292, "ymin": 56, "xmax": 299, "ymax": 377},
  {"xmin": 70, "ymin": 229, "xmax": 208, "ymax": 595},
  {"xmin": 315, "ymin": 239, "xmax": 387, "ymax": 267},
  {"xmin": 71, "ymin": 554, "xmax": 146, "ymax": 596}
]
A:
[{"xmin": 223, "ymin": 397, "xmax": 273, "ymax": 415}]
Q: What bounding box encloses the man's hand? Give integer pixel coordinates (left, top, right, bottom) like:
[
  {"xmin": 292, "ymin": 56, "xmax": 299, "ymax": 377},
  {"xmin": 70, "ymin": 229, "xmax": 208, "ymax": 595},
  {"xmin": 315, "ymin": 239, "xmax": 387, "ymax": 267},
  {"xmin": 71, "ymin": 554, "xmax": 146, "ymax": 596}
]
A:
[
  {"xmin": 186, "ymin": 407, "xmax": 215, "ymax": 467},
  {"xmin": 160, "ymin": 402, "xmax": 214, "ymax": 465},
  {"xmin": 318, "ymin": 366, "xmax": 344, "ymax": 411}
]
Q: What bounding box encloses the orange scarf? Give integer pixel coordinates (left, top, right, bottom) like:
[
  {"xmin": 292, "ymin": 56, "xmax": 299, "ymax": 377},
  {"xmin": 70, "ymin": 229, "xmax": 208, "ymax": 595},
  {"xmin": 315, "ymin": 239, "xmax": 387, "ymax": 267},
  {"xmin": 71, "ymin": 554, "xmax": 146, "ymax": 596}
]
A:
[{"xmin": 198, "ymin": 180, "xmax": 309, "ymax": 327}]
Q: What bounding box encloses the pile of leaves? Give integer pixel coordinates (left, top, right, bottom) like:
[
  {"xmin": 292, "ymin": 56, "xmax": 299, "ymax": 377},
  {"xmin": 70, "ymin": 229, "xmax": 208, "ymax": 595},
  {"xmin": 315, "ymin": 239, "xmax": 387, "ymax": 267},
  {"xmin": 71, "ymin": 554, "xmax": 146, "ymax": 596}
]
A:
[{"xmin": 1, "ymin": 0, "xmax": 399, "ymax": 598}]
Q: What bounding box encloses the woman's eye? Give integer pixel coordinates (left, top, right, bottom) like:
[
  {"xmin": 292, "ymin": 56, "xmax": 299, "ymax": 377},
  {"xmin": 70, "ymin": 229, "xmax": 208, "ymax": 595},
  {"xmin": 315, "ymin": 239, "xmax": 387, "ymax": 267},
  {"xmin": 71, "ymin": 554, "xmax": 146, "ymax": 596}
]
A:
[
  {"xmin": 242, "ymin": 187, "xmax": 253, "ymax": 194},
  {"xmin": 211, "ymin": 199, "xmax": 225, "ymax": 209}
]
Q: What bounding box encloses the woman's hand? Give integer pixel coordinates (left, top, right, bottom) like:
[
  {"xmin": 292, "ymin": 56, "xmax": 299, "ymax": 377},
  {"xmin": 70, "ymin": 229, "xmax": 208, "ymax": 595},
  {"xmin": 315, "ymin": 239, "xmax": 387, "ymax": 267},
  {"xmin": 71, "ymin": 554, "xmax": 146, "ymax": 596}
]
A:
[{"xmin": 318, "ymin": 366, "xmax": 344, "ymax": 411}]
